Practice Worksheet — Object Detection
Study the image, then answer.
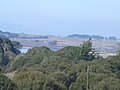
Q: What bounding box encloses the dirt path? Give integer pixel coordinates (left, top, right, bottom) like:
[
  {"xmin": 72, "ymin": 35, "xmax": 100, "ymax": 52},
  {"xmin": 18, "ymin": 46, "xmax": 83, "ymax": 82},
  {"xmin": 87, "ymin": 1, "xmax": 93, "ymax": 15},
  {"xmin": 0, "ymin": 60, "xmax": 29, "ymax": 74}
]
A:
[{"xmin": 5, "ymin": 71, "xmax": 17, "ymax": 79}]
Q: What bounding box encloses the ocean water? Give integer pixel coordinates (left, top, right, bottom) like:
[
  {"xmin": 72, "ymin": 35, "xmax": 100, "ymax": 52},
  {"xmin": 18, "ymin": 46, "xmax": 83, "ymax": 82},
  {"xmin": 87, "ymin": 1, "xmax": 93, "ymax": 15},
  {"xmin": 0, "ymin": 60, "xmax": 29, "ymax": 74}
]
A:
[
  {"xmin": 20, "ymin": 46, "xmax": 32, "ymax": 53},
  {"xmin": 20, "ymin": 46, "xmax": 60, "ymax": 53}
]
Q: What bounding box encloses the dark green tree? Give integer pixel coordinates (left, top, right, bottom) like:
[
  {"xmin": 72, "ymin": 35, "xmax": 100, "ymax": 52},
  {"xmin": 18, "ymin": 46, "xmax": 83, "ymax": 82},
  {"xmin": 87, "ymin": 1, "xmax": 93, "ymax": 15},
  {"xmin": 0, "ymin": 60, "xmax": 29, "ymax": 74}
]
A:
[
  {"xmin": 80, "ymin": 39, "xmax": 98, "ymax": 61},
  {"xmin": 0, "ymin": 38, "xmax": 21, "ymax": 66},
  {"xmin": 0, "ymin": 75, "xmax": 18, "ymax": 90}
]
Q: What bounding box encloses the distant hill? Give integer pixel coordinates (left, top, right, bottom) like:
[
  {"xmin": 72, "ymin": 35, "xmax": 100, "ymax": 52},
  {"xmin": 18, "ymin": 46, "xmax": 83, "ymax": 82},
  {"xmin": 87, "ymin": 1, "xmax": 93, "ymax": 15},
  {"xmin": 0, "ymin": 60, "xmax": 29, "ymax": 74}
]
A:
[
  {"xmin": 67, "ymin": 34, "xmax": 117, "ymax": 40},
  {"xmin": 0, "ymin": 22, "xmax": 34, "ymax": 34},
  {"xmin": 0, "ymin": 30, "xmax": 119, "ymax": 54},
  {"xmin": 0, "ymin": 30, "xmax": 117, "ymax": 40},
  {"xmin": 0, "ymin": 30, "xmax": 48, "ymax": 39},
  {"xmin": 0, "ymin": 30, "xmax": 19, "ymax": 38},
  {"xmin": 0, "ymin": 22, "xmax": 48, "ymax": 39}
]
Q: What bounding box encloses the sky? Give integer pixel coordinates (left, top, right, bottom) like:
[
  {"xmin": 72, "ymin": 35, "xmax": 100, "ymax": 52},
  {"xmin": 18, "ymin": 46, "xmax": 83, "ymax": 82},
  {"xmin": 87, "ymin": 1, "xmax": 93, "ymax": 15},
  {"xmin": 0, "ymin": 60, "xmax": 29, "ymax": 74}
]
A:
[{"xmin": 0, "ymin": 0, "xmax": 120, "ymax": 37}]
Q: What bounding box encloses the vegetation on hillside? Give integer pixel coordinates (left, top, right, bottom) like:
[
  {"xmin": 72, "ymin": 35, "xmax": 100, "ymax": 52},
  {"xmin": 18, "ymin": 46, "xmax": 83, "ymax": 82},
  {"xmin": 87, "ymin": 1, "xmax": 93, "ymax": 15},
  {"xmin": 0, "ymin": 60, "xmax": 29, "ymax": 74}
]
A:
[
  {"xmin": 0, "ymin": 38, "xmax": 120, "ymax": 90},
  {"xmin": 0, "ymin": 75, "xmax": 18, "ymax": 90}
]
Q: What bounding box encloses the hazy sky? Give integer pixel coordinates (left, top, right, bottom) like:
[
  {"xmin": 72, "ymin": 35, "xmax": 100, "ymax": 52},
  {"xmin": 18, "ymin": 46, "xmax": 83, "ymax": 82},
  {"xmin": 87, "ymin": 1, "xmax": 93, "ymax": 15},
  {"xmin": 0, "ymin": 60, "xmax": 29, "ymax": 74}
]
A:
[{"xmin": 0, "ymin": 0, "xmax": 120, "ymax": 37}]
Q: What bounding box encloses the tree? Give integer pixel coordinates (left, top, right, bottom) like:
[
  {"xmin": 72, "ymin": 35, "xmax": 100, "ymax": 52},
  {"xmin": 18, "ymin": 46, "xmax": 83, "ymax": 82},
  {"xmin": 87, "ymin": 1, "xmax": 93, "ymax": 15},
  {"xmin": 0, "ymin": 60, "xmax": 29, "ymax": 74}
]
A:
[
  {"xmin": 79, "ymin": 39, "xmax": 98, "ymax": 61},
  {"xmin": 0, "ymin": 75, "xmax": 18, "ymax": 90},
  {"xmin": 0, "ymin": 38, "xmax": 21, "ymax": 66},
  {"xmin": 11, "ymin": 41, "xmax": 22, "ymax": 50}
]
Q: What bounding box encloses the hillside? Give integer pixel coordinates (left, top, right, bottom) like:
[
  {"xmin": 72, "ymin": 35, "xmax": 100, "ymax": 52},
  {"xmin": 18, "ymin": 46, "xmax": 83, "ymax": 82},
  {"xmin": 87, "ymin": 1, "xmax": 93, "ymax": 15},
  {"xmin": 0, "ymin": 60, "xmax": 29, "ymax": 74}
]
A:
[
  {"xmin": 11, "ymin": 35, "xmax": 119, "ymax": 54},
  {"xmin": 1, "ymin": 40, "xmax": 119, "ymax": 90},
  {"xmin": 0, "ymin": 30, "xmax": 48, "ymax": 39},
  {"xmin": 0, "ymin": 30, "xmax": 119, "ymax": 54},
  {"xmin": 0, "ymin": 39, "xmax": 119, "ymax": 90}
]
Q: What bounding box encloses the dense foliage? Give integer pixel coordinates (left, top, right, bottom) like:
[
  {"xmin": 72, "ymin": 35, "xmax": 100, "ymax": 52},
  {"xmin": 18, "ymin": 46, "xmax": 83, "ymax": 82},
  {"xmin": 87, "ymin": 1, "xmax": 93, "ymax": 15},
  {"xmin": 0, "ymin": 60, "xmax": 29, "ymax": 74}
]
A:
[
  {"xmin": 0, "ymin": 75, "xmax": 18, "ymax": 90},
  {"xmin": 0, "ymin": 39, "xmax": 120, "ymax": 90}
]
